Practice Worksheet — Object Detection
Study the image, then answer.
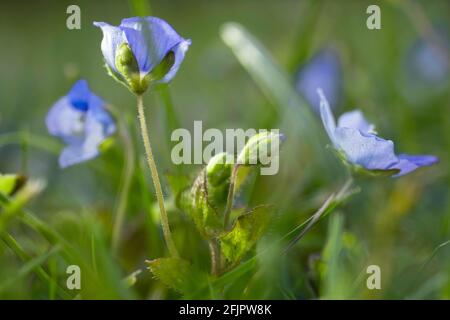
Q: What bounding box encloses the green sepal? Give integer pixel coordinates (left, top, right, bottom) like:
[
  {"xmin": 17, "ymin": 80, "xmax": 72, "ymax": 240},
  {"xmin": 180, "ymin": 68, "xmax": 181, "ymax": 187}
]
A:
[
  {"xmin": 144, "ymin": 51, "xmax": 175, "ymax": 82},
  {"xmin": 114, "ymin": 43, "xmax": 149, "ymax": 95},
  {"xmin": 104, "ymin": 63, "xmax": 129, "ymax": 89}
]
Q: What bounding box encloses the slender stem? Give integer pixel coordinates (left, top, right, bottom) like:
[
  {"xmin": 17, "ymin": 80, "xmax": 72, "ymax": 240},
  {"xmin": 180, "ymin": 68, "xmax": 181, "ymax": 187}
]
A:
[
  {"xmin": 283, "ymin": 177, "xmax": 354, "ymax": 253},
  {"xmin": 136, "ymin": 95, "xmax": 179, "ymax": 258},
  {"xmin": 208, "ymin": 239, "xmax": 221, "ymax": 276},
  {"xmin": 111, "ymin": 109, "xmax": 135, "ymax": 254},
  {"xmin": 223, "ymin": 165, "xmax": 240, "ymax": 228}
]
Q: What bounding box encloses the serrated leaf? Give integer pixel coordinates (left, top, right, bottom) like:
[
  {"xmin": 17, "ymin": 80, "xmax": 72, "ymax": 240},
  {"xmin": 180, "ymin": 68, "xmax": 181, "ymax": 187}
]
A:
[
  {"xmin": 146, "ymin": 258, "xmax": 209, "ymax": 294},
  {"xmin": 0, "ymin": 174, "xmax": 26, "ymax": 196},
  {"xmin": 220, "ymin": 205, "xmax": 272, "ymax": 267}
]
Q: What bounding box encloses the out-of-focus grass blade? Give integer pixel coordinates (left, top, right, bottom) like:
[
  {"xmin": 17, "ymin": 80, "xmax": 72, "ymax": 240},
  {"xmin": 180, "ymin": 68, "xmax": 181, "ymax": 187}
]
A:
[
  {"xmin": 0, "ymin": 245, "xmax": 61, "ymax": 294},
  {"xmin": 220, "ymin": 22, "xmax": 323, "ymax": 151},
  {"xmin": 0, "ymin": 131, "xmax": 60, "ymax": 154},
  {"xmin": 1, "ymin": 234, "xmax": 71, "ymax": 299},
  {"xmin": 321, "ymin": 213, "xmax": 345, "ymax": 299},
  {"xmin": 128, "ymin": 0, "xmax": 151, "ymax": 16}
]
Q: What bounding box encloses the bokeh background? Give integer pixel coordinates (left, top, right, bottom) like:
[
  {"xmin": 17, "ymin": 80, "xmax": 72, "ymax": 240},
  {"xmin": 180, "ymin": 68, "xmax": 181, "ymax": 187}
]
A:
[{"xmin": 0, "ymin": 0, "xmax": 448, "ymax": 299}]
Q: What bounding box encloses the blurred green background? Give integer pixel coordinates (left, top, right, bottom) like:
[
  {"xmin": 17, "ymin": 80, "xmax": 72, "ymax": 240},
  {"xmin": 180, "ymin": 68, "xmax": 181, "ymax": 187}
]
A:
[{"xmin": 0, "ymin": 0, "xmax": 448, "ymax": 299}]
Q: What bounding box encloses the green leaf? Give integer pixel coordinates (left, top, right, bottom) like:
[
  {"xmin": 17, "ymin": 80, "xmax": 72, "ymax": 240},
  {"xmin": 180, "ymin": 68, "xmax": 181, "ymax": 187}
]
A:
[
  {"xmin": 0, "ymin": 174, "xmax": 26, "ymax": 196},
  {"xmin": 146, "ymin": 258, "xmax": 209, "ymax": 294},
  {"xmin": 177, "ymin": 170, "xmax": 224, "ymax": 238},
  {"xmin": 220, "ymin": 205, "xmax": 272, "ymax": 267}
]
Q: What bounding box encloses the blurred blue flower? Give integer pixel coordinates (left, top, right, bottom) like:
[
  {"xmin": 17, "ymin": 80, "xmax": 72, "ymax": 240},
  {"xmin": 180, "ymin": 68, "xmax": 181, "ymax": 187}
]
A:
[
  {"xmin": 46, "ymin": 80, "xmax": 116, "ymax": 168},
  {"xmin": 94, "ymin": 17, "xmax": 191, "ymax": 94},
  {"xmin": 317, "ymin": 89, "xmax": 438, "ymax": 177},
  {"xmin": 295, "ymin": 49, "xmax": 342, "ymax": 114},
  {"xmin": 407, "ymin": 38, "xmax": 449, "ymax": 84}
]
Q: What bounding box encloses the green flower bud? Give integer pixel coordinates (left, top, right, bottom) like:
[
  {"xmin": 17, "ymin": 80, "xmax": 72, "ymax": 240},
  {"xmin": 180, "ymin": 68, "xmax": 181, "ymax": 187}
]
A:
[
  {"xmin": 206, "ymin": 152, "xmax": 233, "ymax": 187},
  {"xmin": 115, "ymin": 43, "xmax": 147, "ymax": 95},
  {"xmin": 113, "ymin": 46, "xmax": 177, "ymax": 95},
  {"xmin": 237, "ymin": 131, "xmax": 285, "ymax": 166}
]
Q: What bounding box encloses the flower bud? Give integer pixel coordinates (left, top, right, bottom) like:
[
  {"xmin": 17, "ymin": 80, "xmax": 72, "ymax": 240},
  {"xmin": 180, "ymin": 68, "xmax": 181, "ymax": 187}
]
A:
[
  {"xmin": 237, "ymin": 131, "xmax": 285, "ymax": 166},
  {"xmin": 115, "ymin": 43, "xmax": 147, "ymax": 94},
  {"xmin": 206, "ymin": 152, "xmax": 233, "ymax": 187}
]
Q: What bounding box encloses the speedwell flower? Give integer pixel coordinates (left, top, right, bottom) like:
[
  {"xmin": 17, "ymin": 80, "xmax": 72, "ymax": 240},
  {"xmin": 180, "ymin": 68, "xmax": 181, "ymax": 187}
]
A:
[
  {"xmin": 296, "ymin": 49, "xmax": 342, "ymax": 114},
  {"xmin": 317, "ymin": 88, "xmax": 438, "ymax": 177},
  {"xmin": 94, "ymin": 17, "xmax": 191, "ymax": 95},
  {"xmin": 46, "ymin": 80, "xmax": 116, "ymax": 168}
]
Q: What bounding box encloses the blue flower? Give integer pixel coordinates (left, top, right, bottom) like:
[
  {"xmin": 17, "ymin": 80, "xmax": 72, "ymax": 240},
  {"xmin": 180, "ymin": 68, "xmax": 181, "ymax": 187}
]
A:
[
  {"xmin": 407, "ymin": 37, "xmax": 449, "ymax": 85},
  {"xmin": 317, "ymin": 89, "xmax": 438, "ymax": 177},
  {"xmin": 296, "ymin": 49, "xmax": 342, "ymax": 114},
  {"xmin": 46, "ymin": 80, "xmax": 116, "ymax": 168},
  {"xmin": 94, "ymin": 17, "xmax": 191, "ymax": 94}
]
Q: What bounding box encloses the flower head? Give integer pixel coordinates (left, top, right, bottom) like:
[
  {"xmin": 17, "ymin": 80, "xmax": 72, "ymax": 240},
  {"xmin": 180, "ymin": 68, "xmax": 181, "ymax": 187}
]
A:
[
  {"xmin": 296, "ymin": 49, "xmax": 342, "ymax": 114},
  {"xmin": 94, "ymin": 17, "xmax": 191, "ymax": 94},
  {"xmin": 317, "ymin": 88, "xmax": 438, "ymax": 177},
  {"xmin": 46, "ymin": 80, "xmax": 116, "ymax": 168}
]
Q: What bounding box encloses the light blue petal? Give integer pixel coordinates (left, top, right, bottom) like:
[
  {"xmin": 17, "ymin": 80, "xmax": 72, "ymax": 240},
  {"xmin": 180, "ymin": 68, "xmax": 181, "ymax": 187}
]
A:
[
  {"xmin": 317, "ymin": 88, "xmax": 337, "ymax": 146},
  {"xmin": 59, "ymin": 144, "xmax": 99, "ymax": 168},
  {"xmin": 59, "ymin": 107, "xmax": 113, "ymax": 169},
  {"xmin": 156, "ymin": 39, "xmax": 191, "ymax": 83},
  {"xmin": 337, "ymin": 110, "xmax": 376, "ymax": 134},
  {"xmin": 93, "ymin": 22, "xmax": 126, "ymax": 73},
  {"xmin": 334, "ymin": 127, "xmax": 399, "ymax": 170},
  {"xmin": 87, "ymin": 94, "xmax": 116, "ymax": 136},
  {"xmin": 120, "ymin": 17, "xmax": 186, "ymax": 75},
  {"xmin": 391, "ymin": 154, "xmax": 439, "ymax": 177},
  {"xmin": 46, "ymin": 97, "xmax": 86, "ymax": 145}
]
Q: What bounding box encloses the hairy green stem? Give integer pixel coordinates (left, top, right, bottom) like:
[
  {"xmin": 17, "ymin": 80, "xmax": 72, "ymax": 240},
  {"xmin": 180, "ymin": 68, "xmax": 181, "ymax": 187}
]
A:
[{"xmin": 136, "ymin": 95, "xmax": 179, "ymax": 258}]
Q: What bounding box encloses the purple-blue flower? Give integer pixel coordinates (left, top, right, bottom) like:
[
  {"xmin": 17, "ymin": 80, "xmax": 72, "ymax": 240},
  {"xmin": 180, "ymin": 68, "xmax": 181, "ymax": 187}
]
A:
[
  {"xmin": 46, "ymin": 80, "xmax": 116, "ymax": 168},
  {"xmin": 407, "ymin": 38, "xmax": 449, "ymax": 85},
  {"xmin": 296, "ymin": 49, "xmax": 342, "ymax": 114},
  {"xmin": 94, "ymin": 17, "xmax": 191, "ymax": 94},
  {"xmin": 317, "ymin": 88, "xmax": 438, "ymax": 177}
]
